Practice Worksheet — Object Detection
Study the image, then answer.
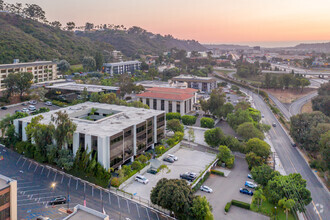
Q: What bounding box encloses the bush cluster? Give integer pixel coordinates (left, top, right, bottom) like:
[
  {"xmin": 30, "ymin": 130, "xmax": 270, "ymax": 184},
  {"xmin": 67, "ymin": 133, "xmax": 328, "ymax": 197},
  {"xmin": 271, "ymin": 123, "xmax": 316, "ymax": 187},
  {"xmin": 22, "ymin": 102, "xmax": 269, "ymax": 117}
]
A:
[
  {"xmin": 210, "ymin": 169, "xmax": 224, "ymax": 176},
  {"xmin": 200, "ymin": 117, "xmax": 215, "ymax": 128},
  {"xmin": 181, "ymin": 115, "xmax": 197, "ymax": 126},
  {"xmin": 225, "ymin": 202, "xmax": 232, "ymax": 212},
  {"xmin": 166, "ymin": 112, "xmax": 181, "ymax": 120},
  {"xmin": 231, "ymin": 200, "xmax": 251, "ymax": 210}
]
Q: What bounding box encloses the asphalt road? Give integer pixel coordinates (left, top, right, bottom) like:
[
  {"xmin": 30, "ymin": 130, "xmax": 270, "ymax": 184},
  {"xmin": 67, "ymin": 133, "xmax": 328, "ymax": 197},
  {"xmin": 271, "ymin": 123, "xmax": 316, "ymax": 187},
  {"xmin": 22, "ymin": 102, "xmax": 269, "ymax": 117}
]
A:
[
  {"xmin": 267, "ymin": 93, "xmax": 291, "ymax": 120},
  {"xmin": 0, "ymin": 145, "xmax": 171, "ymax": 220},
  {"xmin": 289, "ymin": 91, "xmax": 318, "ymax": 116},
  {"xmin": 245, "ymin": 89, "xmax": 330, "ymax": 220}
]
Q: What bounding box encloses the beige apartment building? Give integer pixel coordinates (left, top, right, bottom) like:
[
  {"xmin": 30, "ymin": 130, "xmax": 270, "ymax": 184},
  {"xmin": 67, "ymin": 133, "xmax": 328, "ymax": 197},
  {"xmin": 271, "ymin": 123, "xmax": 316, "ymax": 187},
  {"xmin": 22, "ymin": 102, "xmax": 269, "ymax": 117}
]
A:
[
  {"xmin": 0, "ymin": 61, "xmax": 57, "ymax": 90},
  {"xmin": 0, "ymin": 174, "xmax": 17, "ymax": 220}
]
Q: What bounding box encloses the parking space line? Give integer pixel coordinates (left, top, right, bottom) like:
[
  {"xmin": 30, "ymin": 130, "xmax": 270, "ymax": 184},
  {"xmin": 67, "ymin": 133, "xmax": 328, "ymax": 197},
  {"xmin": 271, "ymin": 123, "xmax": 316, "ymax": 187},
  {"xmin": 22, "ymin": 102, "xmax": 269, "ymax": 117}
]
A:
[
  {"xmin": 16, "ymin": 155, "xmax": 22, "ymax": 165},
  {"xmin": 40, "ymin": 166, "xmax": 45, "ymax": 175},
  {"xmin": 92, "ymin": 186, "xmax": 94, "ymax": 197},
  {"xmin": 18, "ymin": 192, "xmax": 50, "ymax": 198},
  {"xmin": 136, "ymin": 204, "xmax": 140, "ymax": 218},
  {"xmin": 18, "ymin": 195, "xmax": 63, "ymax": 202},
  {"xmin": 18, "ymin": 181, "xmax": 33, "ymax": 185},
  {"xmin": 22, "ymin": 158, "xmax": 27, "ymax": 167},
  {"xmin": 126, "ymin": 200, "xmax": 130, "ymax": 213},
  {"xmin": 154, "ymin": 211, "xmax": 160, "ymax": 220},
  {"xmin": 61, "ymin": 174, "xmax": 64, "ymax": 184},
  {"xmin": 34, "ymin": 164, "xmax": 39, "ymax": 172},
  {"xmin": 68, "ymin": 177, "xmax": 71, "ymax": 186},
  {"xmin": 76, "ymin": 179, "xmax": 78, "ymax": 190},
  {"xmin": 146, "ymin": 208, "xmax": 150, "ymax": 220},
  {"xmin": 47, "ymin": 169, "xmax": 51, "ymax": 177},
  {"xmin": 53, "ymin": 172, "xmax": 57, "ymax": 181},
  {"xmin": 28, "ymin": 161, "xmax": 33, "ymax": 170},
  {"xmin": 18, "ymin": 185, "xmax": 40, "ymax": 189},
  {"xmin": 108, "ymin": 192, "xmax": 111, "ymax": 204},
  {"xmin": 17, "ymin": 201, "xmax": 45, "ymax": 207},
  {"xmin": 117, "ymin": 196, "xmax": 120, "ymax": 208},
  {"xmin": 21, "ymin": 188, "xmax": 49, "ymax": 193}
]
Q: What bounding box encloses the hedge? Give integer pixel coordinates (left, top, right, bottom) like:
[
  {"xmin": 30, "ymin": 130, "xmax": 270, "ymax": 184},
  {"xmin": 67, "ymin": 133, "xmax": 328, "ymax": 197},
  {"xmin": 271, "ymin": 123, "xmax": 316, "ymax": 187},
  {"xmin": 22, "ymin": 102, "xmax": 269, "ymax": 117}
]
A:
[
  {"xmin": 225, "ymin": 202, "xmax": 232, "ymax": 212},
  {"xmin": 192, "ymin": 171, "xmax": 210, "ymax": 192},
  {"xmin": 211, "ymin": 169, "xmax": 224, "ymax": 176},
  {"xmin": 166, "ymin": 112, "xmax": 181, "ymax": 120},
  {"xmin": 200, "ymin": 117, "xmax": 215, "ymax": 128},
  {"xmin": 231, "ymin": 200, "xmax": 250, "ymax": 210},
  {"xmin": 181, "ymin": 115, "xmax": 197, "ymax": 126}
]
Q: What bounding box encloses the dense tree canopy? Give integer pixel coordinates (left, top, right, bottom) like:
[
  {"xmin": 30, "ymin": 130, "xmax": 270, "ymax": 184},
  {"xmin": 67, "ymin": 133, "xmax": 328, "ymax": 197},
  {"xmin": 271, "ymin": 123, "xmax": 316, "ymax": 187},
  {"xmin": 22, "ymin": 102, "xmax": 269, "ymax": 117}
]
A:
[
  {"xmin": 204, "ymin": 127, "xmax": 225, "ymax": 147},
  {"xmin": 245, "ymin": 138, "xmax": 271, "ymax": 158},
  {"xmin": 227, "ymin": 109, "xmax": 253, "ymax": 130},
  {"xmin": 237, "ymin": 122, "xmax": 265, "ymax": 140},
  {"xmin": 251, "ymin": 164, "xmax": 280, "ymax": 186}
]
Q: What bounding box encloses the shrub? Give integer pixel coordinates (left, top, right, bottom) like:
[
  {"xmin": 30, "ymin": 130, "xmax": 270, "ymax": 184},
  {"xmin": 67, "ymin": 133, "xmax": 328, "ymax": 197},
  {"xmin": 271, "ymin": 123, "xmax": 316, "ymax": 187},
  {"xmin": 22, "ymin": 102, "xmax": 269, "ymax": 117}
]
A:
[
  {"xmin": 166, "ymin": 138, "xmax": 176, "ymax": 147},
  {"xmin": 136, "ymin": 155, "xmax": 148, "ymax": 164},
  {"xmin": 200, "ymin": 117, "xmax": 215, "ymax": 128},
  {"xmin": 110, "ymin": 177, "xmax": 120, "ymax": 187},
  {"xmin": 211, "ymin": 169, "xmax": 224, "ymax": 176},
  {"xmin": 225, "ymin": 202, "xmax": 232, "ymax": 212},
  {"xmin": 131, "ymin": 161, "xmax": 142, "ymax": 171},
  {"xmin": 231, "ymin": 200, "xmax": 250, "ymax": 210},
  {"xmin": 166, "ymin": 112, "xmax": 181, "ymax": 120},
  {"xmin": 226, "ymin": 156, "xmax": 235, "ymax": 168},
  {"xmin": 193, "ymin": 171, "xmax": 210, "ymax": 192},
  {"xmin": 155, "ymin": 145, "xmax": 166, "ymax": 155},
  {"xmin": 51, "ymin": 100, "xmax": 67, "ymax": 107},
  {"xmin": 181, "ymin": 115, "xmax": 197, "ymax": 125}
]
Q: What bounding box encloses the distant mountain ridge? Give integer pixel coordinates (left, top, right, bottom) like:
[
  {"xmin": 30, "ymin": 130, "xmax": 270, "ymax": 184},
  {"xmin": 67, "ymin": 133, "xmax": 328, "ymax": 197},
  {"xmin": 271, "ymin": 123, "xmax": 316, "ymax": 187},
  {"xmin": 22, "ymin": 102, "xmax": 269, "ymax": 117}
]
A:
[
  {"xmin": 76, "ymin": 27, "xmax": 206, "ymax": 57},
  {"xmin": 293, "ymin": 42, "xmax": 330, "ymax": 52},
  {"xmin": 0, "ymin": 12, "xmax": 114, "ymax": 64}
]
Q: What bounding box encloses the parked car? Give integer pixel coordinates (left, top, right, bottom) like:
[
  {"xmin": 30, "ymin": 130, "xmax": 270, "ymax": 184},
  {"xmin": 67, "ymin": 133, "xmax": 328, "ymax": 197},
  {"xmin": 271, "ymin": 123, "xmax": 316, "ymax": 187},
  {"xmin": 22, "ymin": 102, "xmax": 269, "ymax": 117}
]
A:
[
  {"xmin": 45, "ymin": 101, "xmax": 52, "ymax": 106},
  {"xmin": 22, "ymin": 103, "xmax": 27, "ymax": 106},
  {"xmin": 261, "ymin": 114, "xmax": 264, "ymax": 118},
  {"xmin": 272, "ymin": 122, "xmax": 277, "ymax": 127},
  {"xmin": 247, "ymin": 174, "xmax": 253, "ymax": 179},
  {"xmin": 1, "ymin": 106, "xmax": 7, "ymax": 110},
  {"xmin": 186, "ymin": 172, "xmax": 197, "ymax": 179},
  {"xmin": 163, "ymin": 156, "xmax": 175, "ymax": 163},
  {"xmin": 22, "ymin": 108, "xmax": 29, "ymax": 113},
  {"xmin": 240, "ymin": 188, "xmax": 253, "ymax": 196},
  {"xmin": 245, "ymin": 181, "xmax": 257, "ymax": 189},
  {"xmin": 49, "ymin": 196, "xmax": 66, "ymax": 205},
  {"xmin": 28, "ymin": 105, "xmax": 36, "ymax": 111},
  {"xmin": 36, "ymin": 216, "xmax": 51, "ymax": 220},
  {"xmin": 200, "ymin": 185, "xmax": 213, "ymax": 193},
  {"xmin": 291, "ymin": 143, "xmax": 297, "ymax": 147},
  {"xmin": 180, "ymin": 173, "xmax": 195, "ymax": 182},
  {"xmin": 168, "ymin": 154, "xmax": 178, "ymax": 161},
  {"xmin": 147, "ymin": 168, "xmax": 158, "ymax": 174},
  {"xmin": 15, "ymin": 110, "xmax": 21, "ymax": 113},
  {"xmin": 135, "ymin": 175, "xmax": 149, "ymax": 184},
  {"xmin": 29, "ymin": 100, "xmax": 37, "ymax": 105}
]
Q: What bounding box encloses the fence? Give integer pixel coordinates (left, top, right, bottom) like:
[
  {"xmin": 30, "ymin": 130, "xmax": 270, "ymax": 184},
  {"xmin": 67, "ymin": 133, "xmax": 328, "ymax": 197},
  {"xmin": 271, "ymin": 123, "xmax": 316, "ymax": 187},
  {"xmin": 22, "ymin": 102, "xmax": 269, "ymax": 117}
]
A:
[{"xmin": 191, "ymin": 158, "xmax": 218, "ymax": 188}]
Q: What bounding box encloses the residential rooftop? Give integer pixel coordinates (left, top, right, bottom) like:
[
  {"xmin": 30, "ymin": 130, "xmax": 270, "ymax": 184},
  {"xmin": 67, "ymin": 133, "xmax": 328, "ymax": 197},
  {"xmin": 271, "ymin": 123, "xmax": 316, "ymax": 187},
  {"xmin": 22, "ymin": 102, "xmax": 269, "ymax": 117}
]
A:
[
  {"xmin": 45, "ymin": 82, "xmax": 119, "ymax": 93},
  {"xmin": 18, "ymin": 102, "xmax": 164, "ymax": 137},
  {"xmin": 0, "ymin": 61, "xmax": 56, "ymax": 69},
  {"xmin": 135, "ymin": 80, "xmax": 187, "ymax": 89},
  {"xmin": 64, "ymin": 205, "xmax": 109, "ymax": 220}
]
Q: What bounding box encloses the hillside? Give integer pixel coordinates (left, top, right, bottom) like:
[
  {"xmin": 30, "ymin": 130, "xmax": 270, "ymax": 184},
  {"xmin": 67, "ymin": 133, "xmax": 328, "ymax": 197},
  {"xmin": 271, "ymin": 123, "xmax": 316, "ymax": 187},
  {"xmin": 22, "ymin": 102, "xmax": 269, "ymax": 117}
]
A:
[
  {"xmin": 76, "ymin": 26, "xmax": 206, "ymax": 57},
  {"xmin": 292, "ymin": 42, "xmax": 330, "ymax": 52},
  {"xmin": 0, "ymin": 13, "xmax": 113, "ymax": 64}
]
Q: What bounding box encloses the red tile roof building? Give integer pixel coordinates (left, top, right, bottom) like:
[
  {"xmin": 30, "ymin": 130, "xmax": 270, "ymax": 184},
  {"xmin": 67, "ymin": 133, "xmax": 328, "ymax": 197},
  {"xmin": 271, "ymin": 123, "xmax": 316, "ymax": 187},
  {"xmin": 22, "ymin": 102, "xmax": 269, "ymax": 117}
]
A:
[{"xmin": 136, "ymin": 87, "xmax": 197, "ymax": 114}]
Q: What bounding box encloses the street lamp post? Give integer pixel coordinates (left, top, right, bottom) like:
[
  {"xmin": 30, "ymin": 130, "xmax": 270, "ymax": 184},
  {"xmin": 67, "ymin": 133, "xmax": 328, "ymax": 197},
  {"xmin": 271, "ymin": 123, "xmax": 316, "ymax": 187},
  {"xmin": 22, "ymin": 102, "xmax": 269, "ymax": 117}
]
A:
[
  {"xmin": 51, "ymin": 182, "xmax": 56, "ymax": 206},
  {"xmin": 67, "ymin": 183, "xmax": 70, "ymax": 210}
]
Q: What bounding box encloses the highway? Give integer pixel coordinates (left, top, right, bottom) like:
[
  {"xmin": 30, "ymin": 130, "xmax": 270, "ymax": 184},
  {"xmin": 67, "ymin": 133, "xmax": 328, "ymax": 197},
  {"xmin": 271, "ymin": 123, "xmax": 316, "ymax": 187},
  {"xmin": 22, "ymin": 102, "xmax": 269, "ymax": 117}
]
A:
[
  {"xmin": 245, "ymin": 89, "xmax": 329, "ymax": 220},
  {"xmin": 289, "ymin": 91, "xmax": 318, "ymax": 116}
]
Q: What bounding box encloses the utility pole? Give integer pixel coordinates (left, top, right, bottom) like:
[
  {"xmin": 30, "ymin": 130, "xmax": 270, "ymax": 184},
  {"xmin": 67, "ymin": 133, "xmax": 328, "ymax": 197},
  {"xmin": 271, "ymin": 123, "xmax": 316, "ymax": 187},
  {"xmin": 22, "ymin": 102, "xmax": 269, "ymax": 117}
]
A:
[{"xmin": 273, "ymin": 152, "xmax": 276, "ymax": 170}]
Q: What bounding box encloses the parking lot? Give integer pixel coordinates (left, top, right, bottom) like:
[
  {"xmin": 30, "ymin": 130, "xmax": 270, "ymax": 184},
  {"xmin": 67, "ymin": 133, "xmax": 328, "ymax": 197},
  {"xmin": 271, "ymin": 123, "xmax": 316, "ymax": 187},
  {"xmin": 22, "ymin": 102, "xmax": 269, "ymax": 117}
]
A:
[
  {"xmin": 123, "ymin": 146, "xmax": 216, "ymax": 201},
  {"xmin": 195, "ymin": 156, "xmax": 267, "ymax": 220},
  {"xmin": 0, "ymin": 101, "xmax": 60, "ymax": 119},
  {"xmin": 0, "ymin": 145, "xmax": 171, "ymax": 220}
]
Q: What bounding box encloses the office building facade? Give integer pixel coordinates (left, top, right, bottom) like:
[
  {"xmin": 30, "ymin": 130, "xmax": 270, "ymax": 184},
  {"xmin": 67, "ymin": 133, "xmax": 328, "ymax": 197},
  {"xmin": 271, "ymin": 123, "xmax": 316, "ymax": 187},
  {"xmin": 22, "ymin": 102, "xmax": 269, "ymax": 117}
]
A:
[
  {"xmin": 102, "ymin": 61, "xmax": 141, "ymax": 76},
  {"xmin": 171, "ymin": 75, "xmax": 217, "ymax": 93},
  {"xmin": 0, "ymin": 174, "xmax": 17, "ymax": 220}
]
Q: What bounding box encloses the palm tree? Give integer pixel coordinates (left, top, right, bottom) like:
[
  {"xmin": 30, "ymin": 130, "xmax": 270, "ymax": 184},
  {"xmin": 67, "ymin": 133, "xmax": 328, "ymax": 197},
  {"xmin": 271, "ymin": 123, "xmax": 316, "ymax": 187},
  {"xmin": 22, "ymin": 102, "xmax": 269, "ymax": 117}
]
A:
[
  {"xmin": 253, "ymin": 189, "xmax": 266, "ymax": 210},
  {"xmin": 278, "ymin": 198, "xmax": 295, "ymax": 220}
]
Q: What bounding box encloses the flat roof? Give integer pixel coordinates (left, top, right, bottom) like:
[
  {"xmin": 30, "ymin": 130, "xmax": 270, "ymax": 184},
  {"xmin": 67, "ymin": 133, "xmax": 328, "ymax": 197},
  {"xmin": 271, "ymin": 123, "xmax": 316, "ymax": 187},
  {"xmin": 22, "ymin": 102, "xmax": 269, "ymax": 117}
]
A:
[
  {"xmin": 17, "ymin": 102, "xmax": 164, "ymax": 137},
  {"xmin": 0, "ymin": 174, "xmax": 14, "ymax": 190},
  {"xmin": 172, "ymin": 74, "xmax": 217, "ymax": 82},
  {"xmin": 103, "ymin": 60, "xmax": 141, "ymax": 67},
  {"xmin": 0, "ymin": 61, "xmax": 56, "ymax": 69},
  {"xmin": 64, "ymin": 205, "xmax": 108, "ymax": 220},
  {"xmin": 45, "ymin": 82, "xmax": 119, "ymax": 93},
  {"xmin": 136, "ymin": 87, "xmax": 197, "ymax": 101}
]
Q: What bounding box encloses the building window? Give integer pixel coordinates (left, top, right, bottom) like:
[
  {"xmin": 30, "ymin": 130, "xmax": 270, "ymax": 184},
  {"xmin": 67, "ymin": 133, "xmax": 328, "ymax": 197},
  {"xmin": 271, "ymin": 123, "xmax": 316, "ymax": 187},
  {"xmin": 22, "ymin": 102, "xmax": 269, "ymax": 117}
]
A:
[
  {"xmin": 110, "ymin": 135, "xmax": 123, "ymax": 145},
  {"xmin": 79, "ymin": 133, "xmax": 85, "ymax": 148},
  {"xmin": 153, "ymin": 99, "xmax": 157, "ymax": 110},
  {"xmin": 0, "ymin": 207, "xmax": 10, "ymax": 220},
  {"xmin": 161, "ymin": 100, "xmax": 165, "ymax": 110},
  {"xmin": 91, "ymin": 136, "xmax": 98, "ymax": 158},
  {"xmin": 136, "ymin": 125, "xmax": 145, "ymax": 133},
  {"xmin": 177, "ymin": 103, "xmax": 181, "ymax": 113},
  {"xmin": 169, "ymin": 101, "xmax": 172, "ymax": 112},
  {"xmin": 124, "ymin": 130, "xmax": 132, "ymax": 137},
  {"xmin": 0, "ymin": 192, "xmax": 10, "ymax": 206},
  {"xmin": 146, "ymin": 98, "xmax": 150, "ymax": 107}
]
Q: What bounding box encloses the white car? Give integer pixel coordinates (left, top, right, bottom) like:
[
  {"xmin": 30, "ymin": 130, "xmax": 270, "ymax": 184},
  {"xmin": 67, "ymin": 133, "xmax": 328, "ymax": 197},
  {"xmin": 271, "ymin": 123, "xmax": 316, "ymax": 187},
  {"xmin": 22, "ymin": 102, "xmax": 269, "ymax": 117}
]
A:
[
  {"xmin": 28, "ymin": 105, "xmax": 36, "ymax": 111},
  {"xmin": 200, "ymin": 185, "xmax": 213, "ymax": 193},
  {"xmin": 22, "ymin": 108, "xmax": 29, "ymax": 113},
  {"xmin": 135, "ymin": 175, "xmax": 149, "ymax": 184},
  {"xmin": 168, "ymin": 154, "xmax": 178, "ymax": 161},
  {"xmin": 45, "ymin": 101, "xmax": 52, "ymax": 106},
  {"xmin": 29, "ymin": 100, "xmax": 37, "ymax": 105}
]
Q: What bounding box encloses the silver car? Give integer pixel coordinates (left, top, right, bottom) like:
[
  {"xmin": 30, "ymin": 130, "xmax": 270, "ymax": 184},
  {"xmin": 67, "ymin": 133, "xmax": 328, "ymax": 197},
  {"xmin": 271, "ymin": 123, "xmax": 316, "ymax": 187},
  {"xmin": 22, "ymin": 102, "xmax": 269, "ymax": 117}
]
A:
[
  {"xmin": 168, "ymin": 154, "xmax": 178, "ymax": 161},
  {"xmin": 200, "ymin": 185, "xmax": 213, "ymax": 193}
]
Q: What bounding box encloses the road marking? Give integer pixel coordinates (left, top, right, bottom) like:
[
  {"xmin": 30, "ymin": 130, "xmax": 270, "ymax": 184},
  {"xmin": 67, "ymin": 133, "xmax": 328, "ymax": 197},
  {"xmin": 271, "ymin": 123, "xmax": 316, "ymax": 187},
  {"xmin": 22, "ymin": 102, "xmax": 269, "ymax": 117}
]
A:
[
  {"xmin": 61, "ymin": 174, "xmax": 64, "ymax": 184},
  {"xmin": 18, "ymin": 185, "xmax": 41, "ymax": 189},
  {"xmin": 92, "ymin": 186, "xmax": 94, "ymax": 197},
  {"xmin": 53, "ymin": 172, "xmax": 57, "ymax": 181},
  {"xmin": 136, "ymin": 204, "xmax": 140, "ymax": 218},
  {"xmin": 18, "ymin": 195, "xmax": 63, "ymax": 202},
  {"xmin": 154, "ymin": 211, "xmax": 160, "ymax": 220},
  {"xmin": 76, "ymin": 179, "xmax": 78, "ymax": 190},
  {"xmin": 126, "ymin": 200, "xmax": 130, "ymax": 213},
  {"xmin": 47, "ymin": 169, "xmax": 51, "ymax": 177},
  {"xmin": 41, "ymin": 166, "xmax": 44, "ymax": 175},
  {"xmin": 117, "ymin": 196, "xmax": 120, "ymax": 208},
  {"xmin": 16, "ymin": 155, "xmax": 22, "ymax": 165},
  {"xmin": 21, "ymin": 188, "xmax": 49, "ymax": 193},
  {"xmin": 108, "ymin": 192, "xmax": 111, "ymax": 205},
  {"xmin": 28, "ymin": 161, "xmax": 32, "ymax": 170},
  {"xmin": 22, "ymin": 158, "xmax": 27, "ymax": 167},
  {"xmin": 146, "ymin": 207, "xmax": 150, "ymax": 220},
  {"xmin": 312, "ymin": 201, "xmax": 323, "ymax": 220},
  {"xmin": 34, "ymin": 164, "xmax": 38, "ymax": 172}
]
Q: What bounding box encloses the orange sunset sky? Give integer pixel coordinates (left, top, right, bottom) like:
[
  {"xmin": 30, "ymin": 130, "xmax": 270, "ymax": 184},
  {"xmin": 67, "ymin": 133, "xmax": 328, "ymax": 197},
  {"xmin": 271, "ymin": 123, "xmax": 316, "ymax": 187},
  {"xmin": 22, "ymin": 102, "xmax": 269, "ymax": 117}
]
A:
[{"xmin": 6, "ymin": 0, "xmax": 330, "ymax": 46}]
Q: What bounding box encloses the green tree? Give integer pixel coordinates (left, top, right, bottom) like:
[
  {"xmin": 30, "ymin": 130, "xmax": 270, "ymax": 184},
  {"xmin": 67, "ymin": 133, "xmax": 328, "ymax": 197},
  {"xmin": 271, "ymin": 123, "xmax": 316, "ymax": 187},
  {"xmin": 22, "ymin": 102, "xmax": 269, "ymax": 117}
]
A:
[
  {"xmin": 312, "ymin": 95, "xmax": 330, "ymax": 117},
  {"xmin": 94, "ymin": 51, "xmax": 104, "ymax": 70},
  {"xmin": 264, "ymin": 73, "xmax": 271, "ymax": 89},
  {"xmin": 167, "ymin": 119, "xmax": 184, "ymax": 133},
  {"xmin": 253, "ymin": 189, "xmax": 266, "ymax": 210},
  {"xmin": 217, "ymin": 145, "xmax": 231, "ymax": 163},
  {"xmin": 219, "ymin": 103, "xmax": 234, "ymax": 118},
  {"xmin": 267, "ymin": 173, "xmax": 311, "ymax": 212},
  {"xmin": 320, "ymin": 131, "xmax": 330, "ymax": 169},
  {"xmin": 166, "ymin": 112, "xmax": 181, "ymax": 120},
  {"xmin": 58, "ymin": 60, "xmax": 70, "ymax": 73},
  {"xmin": 251, "ymin": 164, "xmax": 280, "ymax": 186},
  {"xmin": 187, "ymin": 127, "xmax": 195, "ymax": 143},
  {"xmin": 51, "ymin": 111, "xmax": 77, "ymax": 149},
  {"xmin": 237, "ymin": 122, "xmax": 265, "ymax": 140},
  {"xmin": 150, "ymin": 178, "xmax": 194, "ymax": 219},
  {"xmin": 82, "ymin": 56, "xmax": 96, "ymax": 71},
  {"xmin": 24, "ymin": 3, "xmax": 46, "ymax": 21},
  {"xmin": 204, "ymin": 127, "xmax": 225, "ymax": 147},
  {"xmin": 245, "ymin": 152, "xmax": 264, "ymax": 169},
  {"xmin": 200, "ymin": 117, "xmax": 215, "ymax": 128},
  {"xmin": 246, "ymin": 138, "xmax": 271, "ymax": 158},
  {"xmin": 300, "ymin": 78, "xmax": 310, "ymax": 92},
  {"xmin": 227, "ymin": 109, "xmax": 253, "ymax": 130},
  {"xmin": 16, "ymin": 72, "xmax": 33, "ymax": 99},
  {"xmin": 278, "ymin": 198, "xmax": 295, "ymax": 220},
  {"xmin": 190, "ymin": 196, "xmax": 214, "ymax": 220},
  {"xmin": 270, "ymin": 75, "xmax": 278, "ymax": 89},
  {"xmin": 234, "ymin": 101, "xmax": 251, "ymax": 111},
  {"xmin": 66, "ymin": 21, "xmax": 75, "ymax": 30}
]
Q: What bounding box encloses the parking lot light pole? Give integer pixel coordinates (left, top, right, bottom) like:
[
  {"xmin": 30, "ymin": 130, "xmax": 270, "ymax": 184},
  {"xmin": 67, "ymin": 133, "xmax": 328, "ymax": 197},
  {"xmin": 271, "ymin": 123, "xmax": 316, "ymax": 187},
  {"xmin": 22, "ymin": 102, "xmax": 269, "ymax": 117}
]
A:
[
  {"xmin": 51, "ymin": 182, "xmax": 56, "ymax": 197},
  {"xmin": 67, "ymin": 183, "xmax": 70, "ymax": 210}
]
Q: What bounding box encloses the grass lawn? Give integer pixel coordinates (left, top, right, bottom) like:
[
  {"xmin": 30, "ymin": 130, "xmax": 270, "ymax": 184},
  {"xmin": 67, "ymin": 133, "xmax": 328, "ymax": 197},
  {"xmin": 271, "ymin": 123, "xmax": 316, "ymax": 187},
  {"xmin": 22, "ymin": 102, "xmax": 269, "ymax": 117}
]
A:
[{"xmin": 250, "ymin": 199, "xmax": 296, "ymax": 220}]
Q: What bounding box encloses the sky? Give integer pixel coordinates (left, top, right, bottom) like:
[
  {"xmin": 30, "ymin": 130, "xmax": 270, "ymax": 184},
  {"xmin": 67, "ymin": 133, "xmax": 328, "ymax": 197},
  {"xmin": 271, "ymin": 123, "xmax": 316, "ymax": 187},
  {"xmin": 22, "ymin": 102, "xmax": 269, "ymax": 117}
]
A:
[{"xmin": 5, "ymin": 0, "xmax": 330, "ymax": 47}]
